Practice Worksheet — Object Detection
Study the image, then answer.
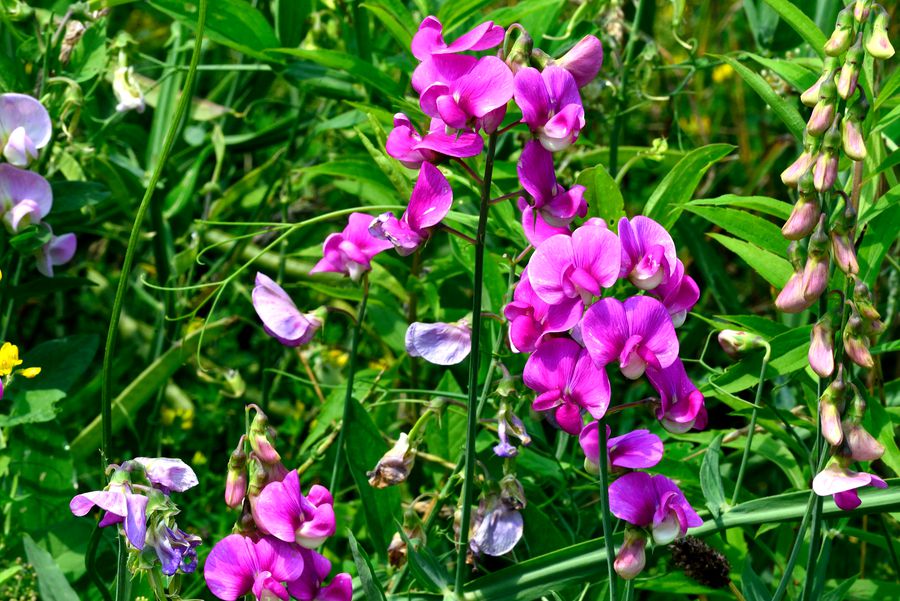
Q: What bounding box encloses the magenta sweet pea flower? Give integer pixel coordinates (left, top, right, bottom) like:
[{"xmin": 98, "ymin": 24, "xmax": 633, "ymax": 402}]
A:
[
  {"xmin": 528, "ymin": 220, "xmax": 620, "ymax": 314},
  {"xmin": 310, "ymin": 212, "xmax": 393, "ymax": 280},
  {"xmin": 385, "ymin": 114, "xmax": 483, "ymax": 169},
  {"xmin": 35, "ymin": 231, "xmax": 76, "ymax": 277},
  {"xmin": 618, "ymin": 216, "xmax": 678, "ymax": 291},
  {"xmin": 0, "ymin": 164, "xmax": 52, "ymax": 233},
  {"xmin": 646, "ymin": 358, "xmax": 707, "ymax": 433},
  {"xmin": 0, "ymin": 93, "xmax": 52, "ymax": 166},
  {"xmin": 609, "ymin": 472, "xmax": 703, "ymax": 544},
  {"xmin": 369, "ymin": 161, "xmax": 452, "ymax": 255},
  {"xmin": 813, "ymin": 461, "xmax": 888, "ymax": 511},
  {"xmin": 579, "ymin": 423, "xmax": 663, "ymax": 474},
  {"xmin": 650, "ymin": 259, "xmax": 699, "ymax": 327},
  {"xmin": 405, "ymin": 320, "xmax": 471, "ymax": 365},
  {"xmin": 70, "ymin": 481, "xmax": 149, "ymax": 549},
  {"xmin": 253, "ymin": 470, "xmax": 336, "ymax": 549},
  {"xmin": 252, "ymin": 272, "xmax": 322, "ymax": 346},
  {"xmin": 554, "ymin": 35, "xmax": 604, "ymax": 88},
  {"xmin": 513, "ymin": 66, "xmax": 584, "ymax": 151},
  {"xmin": 523, "ymin": 336, "xmax": 610, "ymax": 435},
  {"xmin": 517, "ymin": 140, "xmax": 587, "ymax": 245},
  {"xmin": 503, "ymin": 266, "xmax": 582, "ymax": 353},
  {"xmin": 131, "ymin": 457, "xmax": 199, "ymax": 493},
  {"xmin": 419, "ymin": 55, "xmax": 514, "ymax": 131},
  {"xmin": 287, "ymin": 548, "xmax": 352, "ymax": 601},
  {"xmin": 582, "ymin": 296, "xmax": 679, "ymax": 380},
  {"xmin": 410, "ymin": 16, "xmax": 504, "ymax": 94},
  {"xmin": 204, "ymin": 534, "xmax": 305, "ymax": 601}
]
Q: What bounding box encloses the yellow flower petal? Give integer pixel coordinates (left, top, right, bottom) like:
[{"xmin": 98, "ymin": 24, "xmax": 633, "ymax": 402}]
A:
[{"xmin": 19, "ymin": 367, "xmax": 41, "ymax": 378}]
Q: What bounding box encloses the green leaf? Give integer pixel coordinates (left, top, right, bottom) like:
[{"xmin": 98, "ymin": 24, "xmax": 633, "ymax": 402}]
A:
[
  {"xmin": 642, "ymin": 143, "xmax": 735, "ymax": 228},
  {"xmin": 273, "ymin": 0, "xmax": 312, "ymax": 47},
  {"xmin": 273, "ymin": 48, "xmax": 402, "ymax": 96},
  {"xmin": 857, "ymin": 200, "xmax": 900, "ymax": 286},
  {"xmin": 689, "ymin": 194, "xmax": 793, "ymax": 220},
  {"xmin": 760, "ymin": 0, "xmax": 828, "ymax": 57},
  {"xmin": 685, "ymin": 205, "xmax": 787, "ymax": 256},
  {"xmin": 863, "ymin": 390, "xmax": 900, "ymax": 477},
  {"xmin": 398, "ymin": 529, "xmax": 451, "ymax": 594},
  {"xmin": 715, "ymin": 54, "xmax": 806, "ymax": 140},
  {"xmin": 822, "ymin": 578, "xmax": 858, "ymax": 601},
  {"xmin": 576, "ymin": 165, "xmax": 625, "ymax": 228},
  {"xmin": 701, "ymin": 434, "xmax": 726, "ymax": 517},
  {"xmin": 707, "ymin": 233, "xmax": 793, "ymax": 287},
  {"xmin": 348, "ymin": 530, "xmax": 388, "ymax": 601},
  {"xmin": 741, "ymin": 559, "xmax": 772, "ymax": 601},
  {"xmin": 362, "ymin": 1, "xmax": 415, "ymax": 50},
  {"xmin": 22, "ymin": 534, "xmax": 78, "ymax": 601},
  {"xmin": 148, "ymin": 0, "xmax": 281, "ymax": 61},
  {"xmin": 743, "ymin": 51, "xmax": 818, "ymax": 92}
]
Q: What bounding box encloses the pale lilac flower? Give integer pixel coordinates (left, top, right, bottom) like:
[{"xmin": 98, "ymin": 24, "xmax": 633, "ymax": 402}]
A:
[
  {"xmin": 204, "ymin": 534, "xmax": 305, "ymax": 601},
  {"xmin": 287, "ymin": 548, "xmax": 352, "ymax": 601},
  {"xmin": 385, "ymin": 114, "xmax": 482, "ymax": 168},
  {"xmin": 252, "ymin": 272, "xmax": 322, "ymax": 346},
  {"xmin": 513, "ymin": 65, "xmax": 584, "ymax": 151},
  {"xmin": 554, "ymin": 35, "xmax": 603, "ymax": 88},
  {"xmin": 523, "ymin": 336, "xmax": 610, "ymax": 435},
  {"xmin": 0, "ymin": 93, "xmax": 52, "ymax": 166},
  {"xmin": 0, "ymin": 164, "xmax": 52, "ymax": 232},
  {"xmin": 370, "ymin": 161, "xmax": 452, "ymax": 255},
  {"xmin": 650, "ymin": 259, "xmax": 699, "ymax": 327},
  {"xmin": 146, "ymin": 522, "xmax": 201, "ymax": 576},
  {"xmin": 813, "ymin": 460, "xmax": 888, "ymax": 511},
  {"xmin": 405, "ymin": 320, "xmax": 471, "ymax": 365},
  {"xmin": 469, "ymin": 494, "xmax": 524, "ymax": 557},
  {"xmin": 131, "ymin": 457, "xmax": 199, "ymax": 493},
  {"xmin": 70, "ymin": 481, "xmax": 149, "ymax": 549},
  {"xmin": 609, "ymin": 472, "xmax": 703, "ymax": 544},
  {"xmin": 254, "ymin": 470, "xmax": 336, "ymax": 549},
  {"xmin": 614, "ymin": 529, "xmax": 647, "ymax": 580},
  {"xmin": 582, "ymin": 296, "xmax": 679, "ymax": 380},
  {"xmin": 646, "ymin": 359, "xmax": 708, "ymax": 433},
  {"xmin": 579, "ymin": 423, "xmax": 663, "ymax": 475},
  {"xmin": 618, "ymin": 216, "xmax": 677, "ymax": 291},
  {"xmin": 35, "ymin": 231, "xmax": 76, "ymax": 277},
  {"xmin": 528, "ymin": 220, "xmax": 620, "ymax": 312},
  {"xmin": 516, "ymin": 140, "xmax": 586, "ymax": 245},
  {"xmin": 310, "ymin": 212, "xmax": 393, "ymax": 280},
  {"xmin": 503, "ymin": 266, "xmax": 582, "ymax": 353}
]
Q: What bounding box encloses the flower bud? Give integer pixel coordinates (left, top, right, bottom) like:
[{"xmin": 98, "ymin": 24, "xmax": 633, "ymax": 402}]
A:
[
  {"xmin": 554, "ymin": 35, "xmax": 604, "ymax": 88},
  {"xmin": 852, "ymin": 280, "xmax": 881, "ymax": 322},
  {"xmin": 843, "ymin": 312, "xmax": 874, "ymax": 369},
  {"xmin": 809, "ymin": 319, "xmax": 835, "ymax": 378},
  {"xmin": 782, "ymin": 193, "xmax": 820, "ymax": 240},
  {"xmin": 503, "ymin": 26, "xmax": 533, "ymax": 74},
  {"xmin": 801, "ymin": 216, "xmax": 830, "ymax": 301},
  {"xmin": 866, "ymin": 7, "xmax": 894, "ymax": 60},
  {"xmin": 800, "ymin": 59, "xmax": 838, "ymax": 107},
  {"xmin": 813, "ymin": 116, "xmax": 842, "ymax": 191},
  {"xmin": 837, "ymin": 35, "xmax": 864, "ymax": 99},
  {"xmin": 225, "ymin": 436, "xmax": 248, "ymax": 509},
  {"xmin": 493, "ymin": 403, "xmax": 531, "ymax": 458},
  {"xmin": 820, "ymin": 366, "xmax": 846, "ymax": 446},
  {"xmin": 841, "ymin": 113, "xmax": 866, "ymax": 161},
  {"xmin": 840, "ymin": 388, "xmax": 884, "ymax": 462},
  {"xmin": 780, "ymin": 133, "xmax": 820, "ymax": 186},
  {"xmin": 776, "ymin": 271, "xmax": 815, "ymax": 314},
  {"xmin": 717, "ymin": 330, "xmax": 766, "ymax": 358},
  {"xmin": 824, "ymin": 8, "xmax": 855, "ymax": 56},
  {"xmin": 853, "ymin": 0, "xmax": 870, "ymax": 22},
  {"xmin": 807, "ymin": 79, "xmax": 837, "ymax": 136},
  {"xmin": 614, "ymin": 528, "xmax": 648, "ymax": 580},
  {"xmin": 248, "ymin": 405, "xmax": 281, "ymax": 464},
  {"xmin": 368, "ymin": 433, "xmax": 415, "ymax": 488},
  {"xmin": 830, "ymin": 201, "xmax": 859, "ymax": 275}
]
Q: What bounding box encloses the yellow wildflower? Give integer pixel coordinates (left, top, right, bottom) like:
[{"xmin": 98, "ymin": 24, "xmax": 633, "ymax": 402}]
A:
[
  {"xmin": 19, "ymin": 367, "xmax": 41, "ymax": 378},
  {"xmin": 0, "ymin": 343, "xmax": 22, "ymax": 376}
]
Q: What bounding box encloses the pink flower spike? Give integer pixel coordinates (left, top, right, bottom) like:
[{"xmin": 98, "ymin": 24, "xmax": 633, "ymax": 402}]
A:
[
  {"xmin": 609, "ymin": 472, "xmax": 702, "ymax": 545},
  {"xmin": 405, "ymin": 320, "xmax": 471, "ymax": 365},
  {"xmin": 370, "ymin": 162, "xmax": 452, "ymax": 256},
  {"xmin": 0, "ymin": 164, "xmax": 53, "ymax": 232},
  {"xmin": 646, "ymin": 358, "xmax": 707, "ymax": 433},
  {"xmin": 582, "ymin": 296, "xmax": 679, "ymax": 380},
  {"xmin": 0, "ymin": 93, "xmax": 52, "ymax": 166},
  {"xmin": 310, "ymin": 213, "xmax": 393, "ymax": 280},
  {"xmin": 385, "ymin": 114, "xmax": 483, "ymax": 169},
  {"xmin": 618, "ymin": 216, "xmax": 678, "ymax": 290},
  {"xmin": 529, "ymin": 220, "xmax": 620, "ymax": 309},
  {"xmin": 812, "ymin": 461, "xmax": 888, "ymax": 511},
  {"xmin": 204, "ymin": 534, "xmax": 305, "ymax": 601},
  {"xmin": 503, "ymin": 266, "xmax": 582, "ymax": 353},
  {"xmin": 252, "ymin": 272, "xmax": 322, "ymax": 347},
  {"xmin": 523, "ymin": 337, "xmax": 610, "ymax": 435},
  {"xmin": 513, "ymin": 66, "xmax": 585, "ymax": 151},
  {"xmin": 254, "ymin": 470, "xmax": 336, "ymax": 549}
]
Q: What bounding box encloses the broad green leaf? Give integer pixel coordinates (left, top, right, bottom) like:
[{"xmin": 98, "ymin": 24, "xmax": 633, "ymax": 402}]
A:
[
  {"xmin": 398, "ymin": 529, "xmax": 452, "ymax": 594},
  {"xmin": 363, "ymin": 1, "xmax": 415, "ymax": 50},
  {"xmin": 741, "ymin": 560, "xmax": 772, "ymax": 601},
  {"xmin": 857, "ymin": 201, "xmax": 900, "ymax": 286},
  {"xmin": 689, "ymin": 194, "xmax": 793, "ymax": 220},
  {"xmin": 23, "ymin": 534, "xmax": 79, "ymax": 601},
  {"xmin": 706, "ymin": 326, "xmax": 811, "ymax": 395},
  {"xmin": 576, "ymin": 165, "xmax": 625, "ymax": 228},
  {"xmin": 743, "ymin": 0, "xmax": 780, "ymax": 49},
  {"xmin": 50, "ymin": 181, "xmax": 111, "ymax": 213},
  {"xmin": 642, "ymin": 143, "xmax": 735, "ymax": 228},
  {"xmin": 707, "ymin": 233, "xmax": 792, "ymax": 288},
  {"xmin": 148, "ymin": 0, "xmax": 281, "ymax": 61},
  {"xmin": 743, "ymin": 51, "xmax": 818, "ymax": 92},
  {"xmin": 273, "ymin": 0, "xmax": 312, "ymax": 47},
  {"xmin": 274, "ymin": 48, "xmax": 402, "ymax": 96},
  {"xmin": 761, "ymin": 0, "xmax": 828, "ymax": 57},
  {"xmin": 715, "ymin": 55, "xmax": 806, "ymax": 140},
  {"xmin": 685, "ymin": 205, "xmax": 787, "ymax": 256},
  {"xmin": 822, "ymin": 578, "xmax": 857, "ymax": 601},
  {"xmin": 348, "ymin": 530, "xmax": 388, "ymax": 601},
  {"xmin": 701, "ymin": 434, "xmax": 726, "ymax": 517}
]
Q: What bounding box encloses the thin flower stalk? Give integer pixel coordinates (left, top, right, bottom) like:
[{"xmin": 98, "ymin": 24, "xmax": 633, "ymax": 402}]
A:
[
  {"xmin": 597, "ymin": 417, "xmax": 618, "ymax": 601},
  {"xmin": 730, "ymin": 342, "xmax": 771, "ymax": 505}
]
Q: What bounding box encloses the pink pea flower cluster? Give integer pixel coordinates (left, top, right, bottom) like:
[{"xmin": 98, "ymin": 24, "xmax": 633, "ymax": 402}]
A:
[
  {"xmin": 204, "ymin": 405, "xmax": 350, "ymax": 601},
  {"xmin": 71, "ymin": 457, "xmax": 202, "ymax": 577},
  {"xmin": 0, "ymin": 94, "xmax": 77, "ymax": 276}
]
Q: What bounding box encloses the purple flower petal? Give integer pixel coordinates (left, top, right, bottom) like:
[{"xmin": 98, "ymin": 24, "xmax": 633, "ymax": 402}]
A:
[
  {"xmin": 609, "ymin": 472, "xmax": 657, "ymax": 527},
  {"xmin": 123, "ymin": 491, "xmax": 149, "ymax": 549},
  {"xmin": 609, "ymin": 429, "xmax": 664, "ymax": 469},
  {"xmin": 405, "ymin": 321, "xmax": 471, "ymax": 365},
  {"xmin": 555, "ymin": 35, "xmax": 604, "ymax": 88},
  {"xmin": 252, "ymin": 272, "xmax": 321, "ymax": 346},
  {"xmin": 204, "ymin": 534, "xmax": 259, "ymax": 601},
  {"xmin": 624, "ymin": 296, "xmax": 679, "ymax": 369},
  {"xmin": 452, "ymin": 56, "xmax": 514, "ymax": 119},
  {"xmin": 0, "ymin": 94, "xmax": 51, "ymax": 166},
  {"xmin": 132, "ymin": 457, "xmax": 199, "ymax": 492},
  {"xmin": 255, "ymin": 470, "xmax": 307, "ymax": 543},
  {"xmin": 35, "ymin": 233, "xmax": 77, "ymax": 278},
  {"xmin": 406, "ymin": 161, "xmax": 452, "ymax": 231},
  {"xmin": 582, "ymin": 298, "xmax": 630, "ymax": 367},
  {"xmin": 0, "ymin": 164, "xmax": 52, "ymax": 223},
  {"xmin": 70, "ymin": 490, "xmax": 127, "ymax": 517},
  {"xmin": 254, "ymin": 535, "xmax": 306, "ymax": 583},
  {"xmin": 513, "ymin": 67, "xmax": 551, "ymax": 128}
]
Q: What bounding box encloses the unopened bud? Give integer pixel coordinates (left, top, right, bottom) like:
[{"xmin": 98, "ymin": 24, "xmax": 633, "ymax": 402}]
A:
[
  {"xmin": 503, "ymin": 26, "xmax": 533, "ymax": 74},
  {"xmin": 801, "ymin": 216, "xmax": 830, "ymax": 301},
  {"xmin": 776, "ymin": 271, "xmax": 816, "ymax": 314},
  {"xmin": 780, "ymin": 133, "xmax": 820, "ymax": 185},
  {"xmin": 837, "ymin": 36, "xmax": 864, "ymax": 99},
  {"xmin": 367, "ymin": 433, "xmax": 415, "ymax": 488},
  {"xmin": 615, "ymin": 529, "xmax": 648, "ymax": 580},
  {"xmin": 801, "ymin": 59, "xmax": 838, "ymax": 107},
  {"xmin": 717, "ymin": 330, "xmax": 766, "ymax": 358},
  {"xmin": 853, "ymin": 280, "xmax": 881, "ymax": 322},
  {"xmin": 809, "ymin": 319, "xmax": 835, "ymax": 378},
  {"xmin": 820, "ymin": 366, "xmax": 846, "ymax": 446},
  {"xmin": 554, "ymin": 35, "xmax": 604, "ymax": 88},
  {"xmin": 248, "ymin": 404, "xmax": 281, "ymax": 464},
  {"xmin": 841, "ymin": 113, "xmax": 866, "ymax": 160},
  {"xmin": 225, "ymin": 436, "xmax": 248, "ymax": 509},
  {"xmin": 853, "ymin": 0, "xmax": 871, "ymax": 22},
  {"xmin": 843, "ymin": 312, "xmax": 874, "ymax": 369},
  {"xmin": 782, "ymin": 193, "xmax": 820, "ymax": 240},
  {"xmin": 807, "ymin": 79, "xmax": 837, "ymax": 135},
  {"xmin": 824, "ymin": 8, "xmax": 855, "ymax": 56},
  {"xmin": 831, "ymin": 231, "xmax": 859, "ymax": 275},
  {"xmin": 813, "ymin": 117, "xmax": 842, "ymax": 191},
  {"xmin": 866, "ymin": 7, "xmax": 894, "ymax": 60}
]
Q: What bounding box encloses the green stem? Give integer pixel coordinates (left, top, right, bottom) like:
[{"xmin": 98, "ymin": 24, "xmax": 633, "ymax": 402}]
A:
[
  {"xmin": 85, "ymin": 526, "xmax": 112, "ymax": 601},
  {"xmin": 731, "ymin": 345, "xmax": 771, "ymax": 505},
  {"xmin": 0, "ymin": 256, "xmax": 22, "ymax": 342},
  {"xmin": 114, "ymin": 536, "xmax": 128, "ymax": 601},
  {"xmin": 801, "ymin": 495, "xmax": 824, "ymax": 601},
  {"xmin": 329, "ymin": 274, "xmax": 370, "ymax": 492},
  {"xmin": 99, "ymin": 0, "xmax": 207, "ymax": 466},
  {"xmin": 771, "ymin": 490, "xmax": 817, "ymax": 601},
  {"xmin": 609, "ymin": 0, "xmax": 648, "ymax": 175},
  {"xmin": 597, "ymin": 417, "xmax": 618, "ymax": 601},
  {"xmin": 455, "ymin": 132, "xmax": 498, "ymax": 597}
]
